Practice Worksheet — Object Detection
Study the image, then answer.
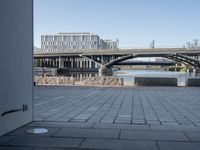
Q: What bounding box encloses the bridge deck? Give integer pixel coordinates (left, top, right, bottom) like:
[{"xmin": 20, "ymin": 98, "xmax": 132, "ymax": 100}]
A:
[{"xmin": 34, "ymin": 48, "xmax": 200, "ymax": 57}]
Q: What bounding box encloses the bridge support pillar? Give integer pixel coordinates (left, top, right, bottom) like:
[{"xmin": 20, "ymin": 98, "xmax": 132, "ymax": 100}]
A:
[
  {"xmin": 192, "ymin": 68, "xmax": 200, "ymax": 74},
  {"xmin": 71, "ymin": 58, "xmax": 74, "ymax": 68},
  {"xmin": 89, "ymin": 60, "xmax": 92, "ymax": 68},
  {"xmin": 99, "ymin": 65, "xmax": 112, "ymax": 76},
  {"xmin": 58, "ymin": 57, "xmax": 64, "ymax": 69},
  {"xmin": 80, "ymin": 59, "xmax": 83, "ymax": 68},
  {"xmin": 52, "ymin": 59, "xmax": 55, "ymax": 67}
]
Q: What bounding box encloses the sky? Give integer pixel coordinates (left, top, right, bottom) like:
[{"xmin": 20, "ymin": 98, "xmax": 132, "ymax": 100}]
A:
[{"xmin": 34, "ymin": 0, "xmax": 200, "ymax": 48}]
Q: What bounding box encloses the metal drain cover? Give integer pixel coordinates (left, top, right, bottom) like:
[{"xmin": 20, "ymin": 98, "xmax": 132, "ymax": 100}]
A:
[{"xmin": 26, "ymin": 128, "xmax": 48, "ymax": 134}]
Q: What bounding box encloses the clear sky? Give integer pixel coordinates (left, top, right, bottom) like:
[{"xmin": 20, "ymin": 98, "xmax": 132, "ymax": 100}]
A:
[{"xmin": 34, "ymin": 0, "xmax": 200, "ymax": 48}]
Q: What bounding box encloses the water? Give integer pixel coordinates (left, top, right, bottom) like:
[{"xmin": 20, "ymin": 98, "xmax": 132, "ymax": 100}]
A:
[
  {"xmin": 113, "ymin": 69, "xmax": 199, "ymax": 86},
  {"xmin": 34, "ymin": 67, "xmax": 200, "ymax": 86}
]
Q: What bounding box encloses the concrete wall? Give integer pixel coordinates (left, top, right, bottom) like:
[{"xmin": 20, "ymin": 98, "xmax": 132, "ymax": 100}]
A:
[
  {"xmin": 186, "ymin": 78, "xmax": 200, "ymax": 87},
  {"xmin": 134, "ymin": 77, "xmax": 177, "ymax": 86},
  {"xmin": 0, "ymin": 0, "xmax": 33, "ymax": 136}
]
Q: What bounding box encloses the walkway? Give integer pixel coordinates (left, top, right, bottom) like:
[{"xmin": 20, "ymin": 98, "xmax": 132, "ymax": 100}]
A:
[{"xmin": 1, "ymin": 86, "xmax": 200, "ymax": 150}]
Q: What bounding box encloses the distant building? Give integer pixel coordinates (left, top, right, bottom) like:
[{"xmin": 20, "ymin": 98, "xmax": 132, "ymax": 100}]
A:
[
  {"xmin": 41, "ymin": 32, "xmax": 118, "ymax": 52},
  {"xmin": 104, "ymin": 39, "xmax": 119, "ymax": 49}
]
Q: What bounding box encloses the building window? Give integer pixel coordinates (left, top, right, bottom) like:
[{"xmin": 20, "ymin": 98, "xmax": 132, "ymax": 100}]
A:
[{"xmin": 45, "ymin": 36, "xmax": 48, "ymax": 41}]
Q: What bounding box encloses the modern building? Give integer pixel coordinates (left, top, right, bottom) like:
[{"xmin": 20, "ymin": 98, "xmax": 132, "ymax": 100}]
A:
[{"xmin": 41, "ymin": 32, "xmax": 118, "ymax": 52}]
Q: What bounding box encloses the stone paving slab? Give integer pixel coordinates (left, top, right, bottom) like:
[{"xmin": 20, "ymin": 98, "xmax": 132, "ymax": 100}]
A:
[
  {"xmin": 1, "ymin": 86, "xmax": 200, "ymax": 150},
  {"xmin": 80, "ymin": 138, "xmax": 158, "ymax": 150},
  {"xmin": 120, "ymin": 129, "xmax": 188, "ymax": 141},
  {"xmin": 33, "ymin": 148, "xmax": 81, "ymax": 150},
  {"xmin": 2, "ymin": 136, "xmax": 83, "ymax": 149},
  {"xmin": 93, "ymin": 123, "xmax": 150, "ymax": 130},
  {"xmin": 0, "ymin": 136, "xmax": 16, "ymax": 145},
  {"xmin": 184, "ymin": 131, "xmax": 200, "ymax": 141},
  {"xmin": 36, "ymin": 121, "xmax": 94, "ymax": 128},
  {"xmin": 0, "ymin": 146, "xmax": 33, "ymax": 150},
  {"xmin": 34, "ymin": 86, "xmax": 200, "ymax": 127},
  {"xmin": 54, "ymin": 128, "xmax": 120, "ymax": 139},
  {"xmin": 150, "ymin": 124, "xmax": 200, "ymax": 131},
  {"xmin": 158, "ymin": 141, "xmax": 200, "ymax": 150},
  {"xmin": 0, "ymin": 146, "xmax": 81, "ymax": 150}
]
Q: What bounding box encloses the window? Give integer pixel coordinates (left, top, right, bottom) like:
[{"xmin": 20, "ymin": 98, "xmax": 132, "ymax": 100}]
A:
[
  {"xmin": 45, "ymin": 36, "xmax": 48, "ymax": 41},
  {"xmin": 54, "ymin": 36, "xmax": 58, "ymax": 41}
]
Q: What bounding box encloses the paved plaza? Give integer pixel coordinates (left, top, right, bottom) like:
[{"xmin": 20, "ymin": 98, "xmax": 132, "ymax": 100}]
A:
[{"xmin": 1, "ymin": 86, "xmax": 200, "ymax": 150}]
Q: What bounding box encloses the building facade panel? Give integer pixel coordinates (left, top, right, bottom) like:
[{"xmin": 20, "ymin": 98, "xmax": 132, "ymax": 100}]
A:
[{"xmin": 41, "ymin": 32, "xmax": 118, "ymax": 52}]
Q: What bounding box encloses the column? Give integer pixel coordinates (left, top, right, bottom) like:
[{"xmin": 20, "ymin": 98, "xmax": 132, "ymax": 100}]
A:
[
  {"xmin": 71, "ymin": 58, "xmax": 74, "ymax": 68},
  {"xmin": 80, "ymin": 59, "xmax": 83, "ymax": 68},
  {"xmin": 89, "ymin": 60, "xmax": 92, "ymax": 68}
]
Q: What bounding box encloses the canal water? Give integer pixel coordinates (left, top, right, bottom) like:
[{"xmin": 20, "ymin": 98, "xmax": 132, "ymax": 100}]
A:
[
  {"xmin": 35, "ymin": 67, "xmax": 200, "ymax": 86},
  {"xmin": 113, "ymin": 69, "xmax": 199, "ymax": 86}
]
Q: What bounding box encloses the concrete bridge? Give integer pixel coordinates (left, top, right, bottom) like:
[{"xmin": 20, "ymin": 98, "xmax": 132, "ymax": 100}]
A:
[
  {"xmin": 34, "ymin": 48, "xmax": 200, "ymax": 75},
  {"xmin": 116, "ymin": 61, "xmax": 174, "ymax": 66}
]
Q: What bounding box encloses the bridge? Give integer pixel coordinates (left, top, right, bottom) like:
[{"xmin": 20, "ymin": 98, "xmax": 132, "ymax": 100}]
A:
[
  {"xmin": 34, "ymin": 48, "xmax": 200, "ymax": 75},
  {"xmin": 116, "ymin": 61, "xmax": 174, "ymax": 66}
]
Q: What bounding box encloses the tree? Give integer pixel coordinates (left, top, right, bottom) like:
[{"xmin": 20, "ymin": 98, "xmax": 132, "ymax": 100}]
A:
[
  {"xmin": 193, "ymin": 39, "xmax": 199, "ymax": 47},
  {"xmin": 186, "ymin": 42, "xmax": 191, "ymax": 48},
  {"xmin": 185, "ymin": 39, "xmax": 199, "ymax": 48}
]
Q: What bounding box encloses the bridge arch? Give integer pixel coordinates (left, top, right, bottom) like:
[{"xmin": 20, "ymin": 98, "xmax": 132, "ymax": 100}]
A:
[{"xmin": 104, "ymin": 53, "xmax": 200, "ymax": 69}]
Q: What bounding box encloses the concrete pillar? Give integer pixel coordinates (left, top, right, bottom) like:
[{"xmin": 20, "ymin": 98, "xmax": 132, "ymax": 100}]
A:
[
  {"xmin": 52, "ymin": 68, "xmax": 57, "ymax": 76},
  {"xmin": 110, "ymin": 55, "xmax": 114, "ymax": 62},
  {"xmin": 89, "ymin": 60, "xmax": 92, "ymax": 68},
  {"xmin": 58, "ymin": 57, "xmax": 64, "ymax": 68},
  {"xmin": 86, "ymin": 60, "xmax": 89, "ymax": 68},
  {"xmin": 76, "ymin": 58, "xmax": 78, "ymax": 68},
  {"xmin": 56, "ymin": 58, "xmax": 59, "ymax": 67},
  {"xmin": 80, "ymin": 59, "xmax": 83, "ymax": 68},
  {"xmin": 52, "ymin": 59, "xmax": 55, "ymax": 67},
  {"xmin": 55, "ymin": 59, "xmax": 57, "ymax": 67},
  {"xmin": 50, "ymin": 59, "xmax": 52, "ymax": 67},
  {"xmin": 99, "ymin": 65, "xmax": 113, "ymax": 76},
  {"xmin": 99, "ymin": 65, "xmax": 105, "ymax": 76},
  {"xmin": 0, "ymin": 0, "xmax": 33, "ymax": 136},
  {"xmin": 77, "ymin": 59, "xmax": 80, "ymax": 68},
  {"xmin": 39, "ymin": 59, "xmax": 42, "ymax": 67},
  {"xmin": 101, "ymin": 55, "xmax": 104, "ymax": 64},
  {"xmin": 193, "ymin": 68, "xmax": 197, "ymax": 74},
  {"xmin": 71, "ymin": 58, "xmax": 74, "ymax": 68}
]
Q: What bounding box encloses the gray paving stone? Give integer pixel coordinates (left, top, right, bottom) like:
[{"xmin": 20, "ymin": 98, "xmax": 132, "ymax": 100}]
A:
[
  {"xmin": 33, "ymin": 148, "xmax": 80, "ymax": 150},
  {"xmin": 0, "ymin": 136, "xmax": 16, "ymax": 144},
  {"xmin": 147, "ymin": 120, "xmax": 161, "ymax": 125},
  {"xmin": 150, "ymin": 124, "xmax": 200, "ymax": 131},
  {"xmin": 34, "ymin": 86, "xmax": 200, "ymax": 129},
  {"xmin": 26, "ymin": 121, "xmax": 42, "ymax": 127},
  {"xmin": 94, "ymin": 123, "xmax": 150, "ymax": 130},
  {"xmin": 132, "ymin": 120, "xmax": 146, "ymax": 124},
  {"xmin": 54, "ymin": 128, "xmax": 120, "ymax": 139},
  {"xmin": 80, "ymin": 138, "xmax": 158, "ymax": 150},
  {"xmin": 158, "ymin": 141, "xmax": 200, "ymax": 150},
  {"xmin": 115, "ymin": 119, "xmax": 131, "ymax": 124},
  {"xmin": 30, "ymin": 86, "xmax": 200, "ymax": 149},
  {"xmin": 35, "ymin": 121, "xmax": 94, "ymax": 128},
  {"xmin": 120, "ymin": 130, "xmax": 188, "ymax": 141},
  {"xmin": 3, "ymin": 136, "xmax": 83, "ymax": 148},
  {"xmin": 0, "ymin": 146, "xmax": 33, "ymax": 150},
  {"xmin": 184, "ymin": 131, "xmax": 200, "ymax": 141}
]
